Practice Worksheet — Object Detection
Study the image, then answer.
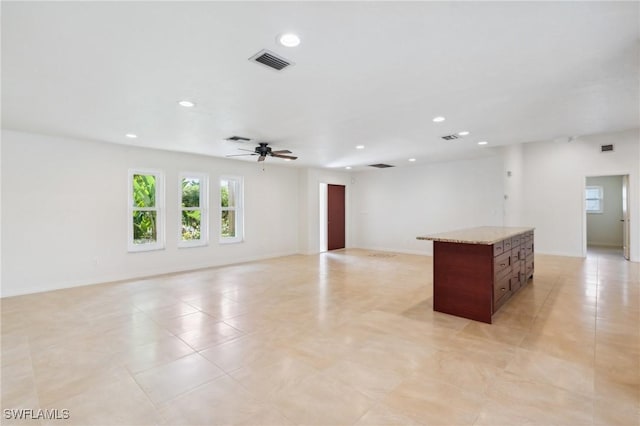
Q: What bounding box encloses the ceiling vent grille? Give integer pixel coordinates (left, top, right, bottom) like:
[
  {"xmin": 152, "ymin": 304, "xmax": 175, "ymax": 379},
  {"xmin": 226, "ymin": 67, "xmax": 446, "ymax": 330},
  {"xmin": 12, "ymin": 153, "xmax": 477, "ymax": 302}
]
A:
[
  {"xmin": 249, "ymin": 49, "xmax": 293, "ymax": 71},
  {"xmin": 441, "ymin": 134, "xmax": 459, "ymax": 141},
  {"xmin": 369, "ymin": 163, "xmax": 395, "ymax": 168},
  {"xmin": 226, "ymin": 136, "xmax": 251, "ymax": 142},
  {"xmin": 601, "ymin": 144, "xmax": 614, "ymax": 152}
]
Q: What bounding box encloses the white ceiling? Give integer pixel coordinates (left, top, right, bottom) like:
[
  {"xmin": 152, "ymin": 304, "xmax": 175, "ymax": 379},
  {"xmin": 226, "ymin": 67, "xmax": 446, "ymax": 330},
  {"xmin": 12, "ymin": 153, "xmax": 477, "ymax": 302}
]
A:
[{"xmin": 2, "ymin": 1, "xmax": 639, "ymax": 169}]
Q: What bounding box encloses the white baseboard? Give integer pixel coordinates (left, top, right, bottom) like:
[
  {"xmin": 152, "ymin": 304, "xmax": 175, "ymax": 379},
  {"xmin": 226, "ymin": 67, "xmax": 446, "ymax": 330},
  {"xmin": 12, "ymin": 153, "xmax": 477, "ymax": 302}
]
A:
[
  {"xmin": 0, "ymin": 250, "xmax": 300, "ymax": 298},
  {"xmin": 350, "ymin": 245, "xmax": 431, "ymax": 257},
  {"xmin": 587, "ymin": 242, "xmax": 623, "ymax": 248}
]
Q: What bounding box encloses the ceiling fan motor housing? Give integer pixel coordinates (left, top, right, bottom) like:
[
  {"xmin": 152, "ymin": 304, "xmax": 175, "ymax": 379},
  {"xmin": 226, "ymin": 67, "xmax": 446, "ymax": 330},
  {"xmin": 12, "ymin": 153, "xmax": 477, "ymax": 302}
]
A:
[{"xmin": 255, "ymin": 142, "xmax": 272, "ymax": 155}]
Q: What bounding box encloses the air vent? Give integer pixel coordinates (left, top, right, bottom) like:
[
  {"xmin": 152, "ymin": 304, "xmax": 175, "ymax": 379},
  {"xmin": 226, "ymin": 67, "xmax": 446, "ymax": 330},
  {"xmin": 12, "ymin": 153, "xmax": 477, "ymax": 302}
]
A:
[
  {"xmin": 249, "ymin": 49, "xmax": 293, "ymax": 71},
  {"xmin": 601, "ymin": 144, "xmax": 614, "ymax": 152},
  {"xmin": 226, "ymin": 136, "xmax": 251, "ymax": 142},
  {"xmin": 441, "ymin": 134, "xmax": 459, "ymax": 141},
  {"xmin": 369, "ymin": 164, "xmax": 395, "ymax": 168}
]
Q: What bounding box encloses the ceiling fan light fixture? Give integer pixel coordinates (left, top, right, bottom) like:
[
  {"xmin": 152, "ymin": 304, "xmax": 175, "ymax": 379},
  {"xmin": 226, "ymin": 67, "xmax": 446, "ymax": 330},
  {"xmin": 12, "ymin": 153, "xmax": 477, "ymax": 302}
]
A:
[{"xmin": 278, "ymin": 33, "xmax": 301, "ymax": 47}]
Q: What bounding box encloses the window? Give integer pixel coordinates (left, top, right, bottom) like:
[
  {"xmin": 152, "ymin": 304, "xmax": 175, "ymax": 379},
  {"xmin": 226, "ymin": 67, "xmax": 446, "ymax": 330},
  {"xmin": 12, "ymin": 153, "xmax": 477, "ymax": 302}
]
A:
[
  {"xmin": 585, "ymin": 185, "xmax": 604, "ymax": 214},
  {"xmin": 179, "ymin": 173, "xmax": 208, "ymax": 247},
  {"xmin": 128, "ymin": 170, "xmax": 164, "ymax": 252},
  {"xmin": 220, "ymin": 176, "xmax": 243, "ymax": 243}
]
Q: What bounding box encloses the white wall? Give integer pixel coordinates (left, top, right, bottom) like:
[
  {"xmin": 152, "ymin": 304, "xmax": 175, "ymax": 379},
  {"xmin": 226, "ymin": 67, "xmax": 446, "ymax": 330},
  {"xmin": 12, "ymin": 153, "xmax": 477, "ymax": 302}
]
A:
[
  {"xmin": 351, "ymin": 156, "xmax": 505, "ymax": 255},
  {"xmin": 0, "ymin": 135, "xmax": 2, "ymax": 291},
  {"xmin": 3, "ymin": 128, "xmax": 638, "ymax": 297},
  {"xmin": 586, "ymin": 175, "xmax": 624, "ymax": 247},
  {"xmin": 503, "ymin": 144, "xmax": 525, "ymax": 226},
  {"xmin": 1, "ymin": 130, "xmax": 300, "ymax": 297},
  {"xmin": 522, "ymin": 129, "xmax": 639, "ymax": 260}
]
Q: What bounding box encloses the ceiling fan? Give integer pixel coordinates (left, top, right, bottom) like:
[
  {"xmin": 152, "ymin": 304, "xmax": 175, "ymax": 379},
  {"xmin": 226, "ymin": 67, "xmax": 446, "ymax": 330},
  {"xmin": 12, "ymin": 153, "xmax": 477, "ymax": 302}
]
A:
[{"xmin": 226, "ymin": 142, "xmax": 297, "ymax": 162}]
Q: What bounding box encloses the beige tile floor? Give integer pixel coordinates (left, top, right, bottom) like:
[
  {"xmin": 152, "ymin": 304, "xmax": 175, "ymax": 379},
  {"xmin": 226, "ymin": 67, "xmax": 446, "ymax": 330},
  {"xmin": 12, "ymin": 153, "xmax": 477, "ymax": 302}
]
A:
[{"xmin": 1, "ymin": 247, "xmax": 638, "ymax": 425}]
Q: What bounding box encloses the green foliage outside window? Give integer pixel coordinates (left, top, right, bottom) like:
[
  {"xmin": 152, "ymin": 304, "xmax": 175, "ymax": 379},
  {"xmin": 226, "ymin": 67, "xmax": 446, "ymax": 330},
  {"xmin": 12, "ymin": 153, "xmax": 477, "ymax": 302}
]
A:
[
  {"xmin": 220, "ymin": 181, "xmax": 235, "ymax": 238},
  {"xmin": 181, "ymin": 179, "xmax": 201, "ymax": 240},
  {"xmin": 221, "ymin": 183, "xmax": 229, "ymax": 208},
  {"xmin": 132, "ymin": 174, "xmax": 157, "ymax": 244}
]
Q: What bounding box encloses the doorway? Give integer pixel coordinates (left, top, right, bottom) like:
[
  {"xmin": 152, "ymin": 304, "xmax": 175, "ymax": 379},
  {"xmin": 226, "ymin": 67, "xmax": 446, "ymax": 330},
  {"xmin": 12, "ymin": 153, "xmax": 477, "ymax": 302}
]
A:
[
  {"xmin": 584, "ymin": 174, "xmax": 630, "ymax": 260},
  {"xmin": 327, "ymin": 184, "xmax": 346, "ymax": 250}
]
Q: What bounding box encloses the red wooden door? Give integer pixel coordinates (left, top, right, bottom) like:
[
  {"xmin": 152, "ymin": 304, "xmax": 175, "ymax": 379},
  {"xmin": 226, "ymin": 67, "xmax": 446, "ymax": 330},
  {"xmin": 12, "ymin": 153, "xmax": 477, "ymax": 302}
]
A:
[{"xmin": 327, "ymin": 184, "xmax": 345, "ymax": 250}]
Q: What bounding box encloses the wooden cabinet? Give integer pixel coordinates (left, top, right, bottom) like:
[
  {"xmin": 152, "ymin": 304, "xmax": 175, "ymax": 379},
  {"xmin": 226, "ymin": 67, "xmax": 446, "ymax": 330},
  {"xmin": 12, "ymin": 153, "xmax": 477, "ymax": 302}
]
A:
[
  {"xmin": 492, "ymin": 230, "xmax": 534, "ymax": 315},
  {"xmin": 428, "ymin": 228, "xmax": 534, "ymax": 324}
]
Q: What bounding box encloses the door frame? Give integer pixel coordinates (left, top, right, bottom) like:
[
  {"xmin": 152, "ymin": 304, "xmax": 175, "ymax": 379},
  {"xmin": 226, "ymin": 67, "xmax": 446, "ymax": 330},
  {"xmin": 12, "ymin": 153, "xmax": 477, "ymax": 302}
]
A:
[
  {"xmin": 582, "ymin": 173, "xmax": 630, "ymax": 259},
  {"xmin": 327, "ymin": 184, "xmax": 346, "ymax": 251},
  {"xmin": 319, "ymin": 183, "xmax": 328, "ymax": 252}
]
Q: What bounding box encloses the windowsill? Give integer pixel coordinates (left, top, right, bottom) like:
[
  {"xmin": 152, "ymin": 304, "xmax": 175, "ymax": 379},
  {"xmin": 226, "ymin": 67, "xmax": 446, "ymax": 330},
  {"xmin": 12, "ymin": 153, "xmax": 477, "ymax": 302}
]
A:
[
  {"xmin": 127, "ymin": 245, "xmax": 165, "ymax": 253},
  {"xmin": 219, "ymin": 238, "xmax": 243, "ymax": 245},
  {"xmin": 178, "ymin": 241, "xmax": 209, "ymax": 249}
]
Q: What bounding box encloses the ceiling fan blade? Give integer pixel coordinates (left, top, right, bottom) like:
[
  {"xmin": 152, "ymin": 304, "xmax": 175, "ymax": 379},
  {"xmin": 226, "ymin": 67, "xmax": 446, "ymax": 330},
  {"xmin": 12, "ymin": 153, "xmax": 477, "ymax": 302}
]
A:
[
  {"xmin": 258, "ymin": 155, "xmax": 266, "ymax": 162},
  {"xmin": 238, "ymin": 148, "xmax": 257, "ymax": 153},
  {"xmin": 226, "ymin": 153, "xmax": 256, "ymax": 157},
  {"xmin": 271, "ymin": 154, "xmax": 298, "ymax": 160},
  {"xmin": 270, "ymin": 150, "xmax": 292, "ymax": 154}
]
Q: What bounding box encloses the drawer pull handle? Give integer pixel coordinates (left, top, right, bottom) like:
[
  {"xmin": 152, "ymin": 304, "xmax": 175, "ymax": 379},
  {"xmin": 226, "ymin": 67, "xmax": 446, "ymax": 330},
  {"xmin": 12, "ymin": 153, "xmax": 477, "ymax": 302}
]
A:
[
  {"xmin": 500, "ymin": 263, "xmax": 506, "ymax": 267},
  {"xmin": 501, "ymin": 288, "xmax": 506, "ymax": 292}
]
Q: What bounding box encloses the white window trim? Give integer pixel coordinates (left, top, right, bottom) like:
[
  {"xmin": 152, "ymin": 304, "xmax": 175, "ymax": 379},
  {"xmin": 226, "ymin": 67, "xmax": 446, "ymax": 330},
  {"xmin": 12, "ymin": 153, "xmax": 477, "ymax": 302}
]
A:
[
  {"xmin": 219, "ymin": 175, "xmax": 244, "ymax": 244},
  {"xmin": 128, "ymin": 169, "xmax": 165, "ymax": 252},
  {"xmin": 178, "ymin": 172, "xmax": 209, "ymax": 248},
  {"xmin": 586, "ymin": 185, "xmax": 604, "ymax": 214}
]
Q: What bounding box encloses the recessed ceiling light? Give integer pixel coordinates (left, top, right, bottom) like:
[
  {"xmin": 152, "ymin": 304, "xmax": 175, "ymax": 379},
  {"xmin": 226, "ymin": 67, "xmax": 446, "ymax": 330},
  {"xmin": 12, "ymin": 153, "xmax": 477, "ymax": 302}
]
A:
[
  {"xmin": 478, "ymin": 141, "xmax": 488, "ymax": 145},
  {"xmin": 125, "ymin": 133, "xmax": 137, "ymax": 139},
  {"xmin": 356, "ymin": 145, "xmax": 365, "ymax": 149},
  {"xmin": 278, "ymin": 33, "xmax": 301, "ymax": 47},
  {"xmin": 178, "ymin": 100, "xmax": 195, "ymax": 108},
  {"xmin": 345, "ymin": 166, "xmax": 352, "ymax": 170},
  {"xmin": 458, "ymin": 131, "xmax": 470, "ymax": 136},
  {"xmin": 408, "ymin": 158, "xmax": 416, "ymax": 162},
  {"xmin": 432, "ymin": 116, "xmax": 446, "ymax": 123}
]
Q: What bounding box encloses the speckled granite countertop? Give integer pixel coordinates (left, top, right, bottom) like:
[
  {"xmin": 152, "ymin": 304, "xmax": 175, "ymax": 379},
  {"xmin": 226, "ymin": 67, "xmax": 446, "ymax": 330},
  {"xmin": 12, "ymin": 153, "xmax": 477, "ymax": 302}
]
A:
[{"xmin": 416, "ymin": 226, "xmax": 534, "ymax": 245}]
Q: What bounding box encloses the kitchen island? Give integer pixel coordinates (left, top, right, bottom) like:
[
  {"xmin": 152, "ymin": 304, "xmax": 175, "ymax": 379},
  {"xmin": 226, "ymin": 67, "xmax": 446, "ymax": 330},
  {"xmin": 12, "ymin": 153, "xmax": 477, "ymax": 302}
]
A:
[{"xmin": 417, "ymin": 226, "xmax": 534, "ymax": 323}]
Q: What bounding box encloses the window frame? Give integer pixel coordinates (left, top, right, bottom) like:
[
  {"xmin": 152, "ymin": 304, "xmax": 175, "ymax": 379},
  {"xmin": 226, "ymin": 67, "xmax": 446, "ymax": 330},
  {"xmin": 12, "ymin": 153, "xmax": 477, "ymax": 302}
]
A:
[
  {"xmin": 178, "ymin": 172, "xmax": 209, "ymax": 248},
  {"xmin": 128, "ymin": 169, "xmax": 165, "ymax": 252},
  {"xmin": 219, "ymin": 175, "xmax": 244, "ymax": 244},
  {"xmin": 585, "ymin": 185, "xmax": 604, "ymax": 214}
]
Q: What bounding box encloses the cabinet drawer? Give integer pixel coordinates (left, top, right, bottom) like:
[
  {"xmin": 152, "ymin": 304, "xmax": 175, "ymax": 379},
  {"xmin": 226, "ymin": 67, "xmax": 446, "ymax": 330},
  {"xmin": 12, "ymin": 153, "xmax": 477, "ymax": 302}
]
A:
[
  {"xmin": 510, "ymin": 248, "xmax": 522, "ymax": 264},
  {"xmin": 511, "ymin": 234, "xmax": 521, "ymax": 248},
  {"xmin": 503, "ymin": 238, "xmax": 513, "ymax": 251},
  {"xmin": 511, "ymin": 275, "xmax": 522, "ymax": 292},
  {"xmin": 511, "ymin": 265, "xmax": 521, "ymax": 280},
  {"xmin": 494, "ymin": 251, "xmax": 511, "ymax": 274},
  {"xmin": 525, "ymin": 259, "xmax": 534, "ymax": 277},
  {"xmin": 494, "ymin": 275, "xmax": 511, "ymax": 303},
  {"xmin": 493, "ymin": 241, "xmax": 504, "ymax": 256},
  {"xmin": 496, "ymin": 264, "xmax": 511, "ymax": 282},
  {"xmin": 524, "ymin": 244, "xmax": 533, "ymax": 257}
]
